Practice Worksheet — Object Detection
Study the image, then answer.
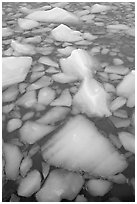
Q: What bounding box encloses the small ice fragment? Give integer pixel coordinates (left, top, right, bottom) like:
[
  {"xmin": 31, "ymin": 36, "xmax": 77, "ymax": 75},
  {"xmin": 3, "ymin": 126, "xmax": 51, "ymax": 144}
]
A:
[
  {"xmin": 118, "ymin": 132, "xmax": 135, "ymax": 154},
  {"xmin": 11, "ymin": 40, "xmax": 36, "ymax": 55},
  {"xmin": 52, "ymin": 73, "xmax": 77, "ymax": 83},
  {"xmin": 2, "ymin": 27, "xmax": 13, "ymax": 37},
  {"xmin": 110, "ymin": 116, "xmax": 130, "ymax": 128},
  {"xmin": 105, "ymin": 65, "xmax": 129, "ymax": 75},
  {"xmin": 110, "ymin": 96, "xmax": 126, "ymax": 112},
  {"xmin": 7, "ymin": 118, "xmax": 22, "ymax": 132},
  {"xmin": 108, "ymin": 173, "xmax": 127, "ymax": 184},
  {"xmin": 16, "ymin": 90, "xmax": 37, "ymax": 108},
  {"xmin": 126, "ymin": 93, "xmax": 135, "ymax": 107},
  {"xmin": 18, "ymin": 18, "xmax": 40, "ymax": 30},
  {"xmin": 38, "ymin": 56, "xmax": 59, "ymax": 68},
  {"xmin": 20, "ymin": 121, "xmax": 56, "ymax": 144},
  {"xmin": 17, "ymin": 170, "xmax": 41, "ymax": 197},
  {"xmin": 50, "ymin": 89, "xmax": 72, "ymax": 107},
  {"xmin": 113, "ymin": 58, "xmax": 124, "ymax": 65},
  {"xmin": 20, "ymin": 156, "xmax": 33, "ymax": 177},
  {"xmin": 38, "ymin": 87, "xmax": 56, "ymax": 105},
  {"xmin": 23, "ymin": 36, "xmax": 41, "ymax": 44},
  {"xmin": 86, "ymin": 179, "xmax": 112, "ymax": 196},
  {"xmin": 42, "ymin": 162, "xmax": 50, "ymax": 179},
  {"xmin": 116, "ymin": 70, "xmax": 135, "ymax": 99},
  {"xmin": 107, "ymin": 24, "xmax": 129, "ymax": 30},
  {"xmin": 36, "ymin": 107, "xmax": 70, "ymax": 125},
  {"xmin": 91, "ymin": 4, "xmax": 111, "ymax": 13},
  {"xmin": 57, "ymin": 46, "xmax": 75, "ymax": 56},
  {"xmin": 3, "ymin": 143, "xmax": 23, "ymax": 180},
  {"xmin": 75, "ymin": 194, "xmax": 87, "ymax": 202},
  {"xmin": 3, "ymin": 85, "xmax": 19, "ymax": 102}
]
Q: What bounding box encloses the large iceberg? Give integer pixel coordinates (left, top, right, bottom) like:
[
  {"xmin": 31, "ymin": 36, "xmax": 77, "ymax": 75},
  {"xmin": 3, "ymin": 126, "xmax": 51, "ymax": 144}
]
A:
[
  {"xmin": 26, "ymin": 7, "xmax": 80, "ymax": 24},
  {"xmin": 2, "ymin": 57, "xmax": 32, "ymax": 87}
]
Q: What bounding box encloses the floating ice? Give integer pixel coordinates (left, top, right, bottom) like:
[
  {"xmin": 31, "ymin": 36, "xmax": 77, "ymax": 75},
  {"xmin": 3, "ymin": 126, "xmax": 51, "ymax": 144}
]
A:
[
  {"xmin": 91, "ymin": 4, "xmax": 111, "ymax": 13},
  {"xmin": 36, "ymin": 107, "xmax": 70, "ymax": 125},
  {"xmin": 73, "ymin": 77, "xmax": 111, "ymax": 117},
  {"xmin": 36, "ymin": 169, "xmax": 84, "ymax": 202},
  {"xmin": 7, "ymin": 118, "xmax": 22, "ymax": 132},
  {"xmin": 42, "ymin": 115, "xmax": 127, "ymax": 177},
  {"xmin": 26, "ymin": 7, "xmax": 80, "ymax": 24},
  {"xmin": 2, "ymin": 85, "xmax": 19, "ymax": 102},
  {"xmin": 110, "ymin": 96, "xmax": 127, "ymax": 112},
  {"xmin": 38, "ymin": 56, "xmax": 59, "ymax": 68},
  {"xmin": 2, "ymin": 27, "xmax": 13, "ymax": 37},
  {"xmin": 116, "ymin": 70, "xmax": 135, "ymax": 99},
  {"xmin": 107, "ymin": 24, "xmax": 129, "ymax": 30},
  {"xmin": 51, "ymin": 24, "xmax": 83, "ymax": 42},
  {"xmin": 3, "ymin": 143, "xmax": 23, "ymax": 180},
  {"xmin": 105, "ymin": 65, "xmax": 129, "ymax": 75},
  {"xmin": 50, "ymin": 89, "xmax": 72, "ymax": 107},
  {"xmin": 20, "ymin": 121, "xmax": 56, "ymax": 144},
  {"xmin": 18, "ymin": 18, "xmax": 40, "ymax": 30},
  {"xmin": 60, "ymin": 49, "xmax": 98, "ymax": 80},
  {"xmin": 17, "ymin": 170, "xmax": 41, "ymax": 197},
  {"xmin": 11, "ymin": 40, "xmax": 36, "ymax": 55},
  {"xmin": 16, "ymin": 90, "xmax": 37, "ymax": 108},
  {"xmin": 38, "ymin": 87, "xmax": 56, "ymax": 105},
  {"xmin": 20, "ymin": 156, "xmax": 33, "ymax": 177},
  {"xmin": 87, "ymin": 179, "xmax": 112, "ymax": 196},
  {"xmin": 52, "ymin": 73, "xmax": 77, "ymax": 83},
  {"xmin": 2, "ymin": 57, "xmax": 32, "ymax": 87},
  {"xmin": 118, "ymin": 132, "xmax": 135, "ymax": 154}
]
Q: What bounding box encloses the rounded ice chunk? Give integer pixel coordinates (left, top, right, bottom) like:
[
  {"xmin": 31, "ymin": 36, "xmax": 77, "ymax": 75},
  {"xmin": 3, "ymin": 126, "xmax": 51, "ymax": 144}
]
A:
[
  {"xmin": 17, "ymin": 170, "xmax": 41, "ymax": 197},
  {"xmin": 3, "ymin": 143, "xmax": 23, "ymax": 180},
  {"xmin": 87, "ymin": 179, "xmax": 112, "ymax": 196}
]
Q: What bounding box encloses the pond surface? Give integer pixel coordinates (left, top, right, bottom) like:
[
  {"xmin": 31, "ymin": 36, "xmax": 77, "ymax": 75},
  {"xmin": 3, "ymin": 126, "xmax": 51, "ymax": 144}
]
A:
[{"xmin": 2, "ymin": 2, "xmax": 135, "ymax": 202}]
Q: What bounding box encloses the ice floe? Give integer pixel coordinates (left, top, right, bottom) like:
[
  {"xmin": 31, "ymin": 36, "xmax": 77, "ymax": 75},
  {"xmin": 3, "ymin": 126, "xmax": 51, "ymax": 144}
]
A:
[
  {"xmin": 18, "ymin": 18, "xmax": 40, "ymax": 30},
  {"xmin": 42, "ymin": 115, "xmax": 127, "ymax": 177},
  {"xmin": 87, "ymin": 179, "xmax": 112, "ymax": 196},
  {"xmin": 11, "ymin": 40, "xmax": 36, "ymax": 55},
  {"xmin": 20, "ymin": 121, "xmax": 56, "ymax": 144},
  {"xmin": 36, "ymin": 169, "xmax": 84, "ymax": 201},
  {"xmin": 3, "ymin": 143, "xmax": 23, "ymax": 180},
  {"xmin": 91, "ymin": 4, "xmax": 111, "ymax": 13},
  {"xmin": 73, "ymin": 77, "xmax": 111, "ymax": 117},
  {"xmin": 2, "ymin": 57, "xmax": 32, "ymax": 87},
  {"xmin": 51, "ymin": 24, "xmax": 83, "ymax": 42},
  {"xmin": 17, "ymin": 170, "xmax": 41, "ymax": 197},
  {"xmin": 26, "ymin": 7, "xmax": 80, "ymax": 24}
]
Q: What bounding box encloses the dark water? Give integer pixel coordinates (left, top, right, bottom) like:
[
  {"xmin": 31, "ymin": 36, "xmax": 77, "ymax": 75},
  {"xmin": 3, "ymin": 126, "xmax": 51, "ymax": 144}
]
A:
[{"xmin": 2, "ymin": 2, "xmax": 135, "ymax": 202}]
